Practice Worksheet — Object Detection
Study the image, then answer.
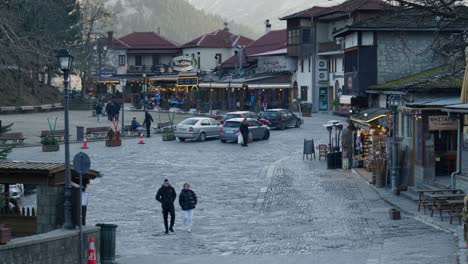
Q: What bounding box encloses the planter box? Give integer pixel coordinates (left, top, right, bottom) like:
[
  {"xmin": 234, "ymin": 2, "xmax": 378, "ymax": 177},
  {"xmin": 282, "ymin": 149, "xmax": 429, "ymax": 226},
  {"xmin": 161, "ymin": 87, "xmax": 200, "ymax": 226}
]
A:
[
  {"xmin": 389, "ymin": 208, "xmax": 401, "ymax": 220},
  {"xmin": 162, "ymin": 133, "xmax": 175, "ymax": 141},
  {"xmin": 105, "ymin": 139, "xmax": 122, "ymax": 147},
  {"xmin": 42, "ymin": 144, "xmax": 60, "ymax": 152},
  {"xmin": 0, "ymin": 226, "xmax": 12, "ymax": 244}
]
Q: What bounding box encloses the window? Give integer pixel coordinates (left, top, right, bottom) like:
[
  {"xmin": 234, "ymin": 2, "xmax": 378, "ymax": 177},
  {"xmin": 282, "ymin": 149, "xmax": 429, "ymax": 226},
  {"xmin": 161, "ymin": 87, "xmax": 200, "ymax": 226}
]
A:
[
  {"xmin": 344, "ymin": 49, "xmax": 358, "ymax": 72},
  {"xmin": 328, "ymin": 59, "xmax": 337, "ymax": 73},
  {"xmin": 248, "ymin": 120, "xmax": 259, "ymax": 127},
  {"xmin": 281, "ymin": 111, "xmax": 289, "ymax": 117},
  {"xmin": 182, "ymin": 119, "xmax": 198, "ymax": 125},
  {"xmin": 300, "ymin": 60, "xmax": 304, "ymax": 73},
  {"xmin": 308, "ymin": 59, "xmax": 311, "ymax": 72},
  {"xmin": 118, "ymin": 55, "xmax": 126, "ymax": 66},
  {"xmin": 135, "ymin": 55, "xmax": 142, "ymax": 66},
  {"xmin": 210, "ymin": 120, "xmax": 221, "ymax": 126},
  {"xmin": 302, "ymin": 29, "xmax": 311, "ymax": 44},
  {"xmin": 152, "ymin": 55, "xmax": 160, "ymax": 65},
  {"xmin": 215, "ymin": 53, "xmax": 222, "ymax": 65},
  {"xmin": 201, "ymin": 120, "xmax": 211, "ymax": 126},
  {"xmin": 300, "ymin": 86, "xmax": 308, "ymax": 101},
  {"xmin": 288, "ymin": 29, "xmax": 300, "ymax": 45}
]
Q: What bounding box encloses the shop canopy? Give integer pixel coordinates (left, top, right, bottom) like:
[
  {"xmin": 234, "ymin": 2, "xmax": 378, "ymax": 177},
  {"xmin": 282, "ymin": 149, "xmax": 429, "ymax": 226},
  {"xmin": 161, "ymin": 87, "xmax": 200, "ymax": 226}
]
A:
[
  {"xmin": 340, "ymin": 95, "xmax": 355, "ymax": 105},
  {"xmin": 350, "ymin": 108, "xmax": 391, "ymax": 126},
  {"xmin": 198, "ymin": 82, "xmax": 292, "ymax": 89}
]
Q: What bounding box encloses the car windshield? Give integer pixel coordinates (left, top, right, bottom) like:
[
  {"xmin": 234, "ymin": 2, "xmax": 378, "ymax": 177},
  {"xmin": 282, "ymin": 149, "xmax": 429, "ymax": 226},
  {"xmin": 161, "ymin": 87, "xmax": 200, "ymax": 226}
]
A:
[
  {"xmin": 224, "ymin": 114, "xmax": 241, "ymax": 120},
  {"xmin": 181, "ymin": 119, "xmax": 198, "ymax": 125},
  {"xmin": 224, "ymin": 121, "xmax": 241, "ymax": 128},
  {"xmin": 262, "ymin": 111, "xmax": 280, "ymax": 117}
]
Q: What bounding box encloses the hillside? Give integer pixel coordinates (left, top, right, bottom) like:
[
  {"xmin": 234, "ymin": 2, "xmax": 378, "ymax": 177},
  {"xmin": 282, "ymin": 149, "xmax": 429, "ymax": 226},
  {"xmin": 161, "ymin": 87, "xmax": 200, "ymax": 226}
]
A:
[{"xmin": 107, "ymin": 0, "xmax": 258, "ymax": 43}]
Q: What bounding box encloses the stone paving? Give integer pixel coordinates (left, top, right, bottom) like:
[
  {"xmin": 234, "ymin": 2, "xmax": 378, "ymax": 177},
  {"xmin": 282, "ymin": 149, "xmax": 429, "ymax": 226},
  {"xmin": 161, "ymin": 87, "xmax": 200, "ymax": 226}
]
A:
[{"xmin": 7, "ymin": 114, "xmax": 457, "ymax": 264}]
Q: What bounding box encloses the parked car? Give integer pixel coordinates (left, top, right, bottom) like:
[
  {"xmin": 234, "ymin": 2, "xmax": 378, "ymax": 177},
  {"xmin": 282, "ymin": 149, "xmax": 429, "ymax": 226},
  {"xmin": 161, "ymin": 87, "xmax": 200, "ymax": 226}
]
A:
[
  {"xmin": 220, "ymin": 118, "xmax": 270, "ymax": 143},
  {"xmin": 221, "ymin": 111, "xmax": 270, "ymax": 126},
  {"xmin": 175, "ymin": 117, "xmax": 222, "ymax": 142},
  {"xmin": 9, "ymin": 184, "xmax": 24, "ymax": 199},
  {"xmin": 261, "ymin": 109, "xmax": 302, "ymax": 130}
]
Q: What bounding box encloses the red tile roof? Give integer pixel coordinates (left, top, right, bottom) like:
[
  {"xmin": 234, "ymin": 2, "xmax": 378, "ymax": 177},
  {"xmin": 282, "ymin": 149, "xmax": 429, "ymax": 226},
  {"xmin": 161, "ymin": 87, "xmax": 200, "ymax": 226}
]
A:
[
  {"xmin": 182, "ymin": 29, "xmax": 253, "ymax": 48},
  {"xmin": 280, "ymin": 6, "xmax": 326, "ymax": 20},
  {"xmin": 118, "ymin": 32, "xmax": 179, "ymax": 49},
  {"xmin": 221, "ymin": 29, "xmax": 287, "ymax": 69}
]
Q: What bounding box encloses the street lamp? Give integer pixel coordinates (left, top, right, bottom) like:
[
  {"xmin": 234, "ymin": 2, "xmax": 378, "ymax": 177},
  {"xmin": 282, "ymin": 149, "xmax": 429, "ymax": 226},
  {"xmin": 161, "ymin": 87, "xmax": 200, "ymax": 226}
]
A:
[
  {"xmin": 120, "ymin": 78, "xmax": 127, "ymax": 134},
  {"xmin": 389, "ymin": 95, "xmax": 401, "ymax": 194},
  {"xmin": 57, "ymin": 48, "xmax": 74, "ymax": 230},
  {"xmin": 94, "ymin": 43, "xmax": 107, "ymax": 95}
]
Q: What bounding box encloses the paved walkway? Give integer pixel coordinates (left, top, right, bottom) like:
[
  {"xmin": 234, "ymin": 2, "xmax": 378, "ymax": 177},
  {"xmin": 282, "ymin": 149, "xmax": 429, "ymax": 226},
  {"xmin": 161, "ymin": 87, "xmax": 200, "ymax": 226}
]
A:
[{"xmin": 7, "ymin": 114, "xmax": 457, "ymax": 264}]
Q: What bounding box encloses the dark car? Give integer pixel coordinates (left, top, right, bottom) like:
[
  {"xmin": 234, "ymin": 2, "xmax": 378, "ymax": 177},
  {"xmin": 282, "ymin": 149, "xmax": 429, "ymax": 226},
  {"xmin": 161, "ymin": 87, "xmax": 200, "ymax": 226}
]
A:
[
  {"xmin": 221, "ymin": 111, "xmax": 270, "ymax": 126},
  {"xmin": 261, "ymin": 109, "xmax": 302, "ymax": 130},
  {"xmin": 220, "ymin": 118, "xmax": 270, "ymax": 143}
]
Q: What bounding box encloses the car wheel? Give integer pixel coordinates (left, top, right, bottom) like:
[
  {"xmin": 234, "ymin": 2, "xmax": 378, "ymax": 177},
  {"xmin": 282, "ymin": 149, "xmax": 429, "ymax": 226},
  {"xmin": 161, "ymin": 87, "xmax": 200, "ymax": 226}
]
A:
[
  {"xmin": 178, "ymin": 137, "xmax": 186, "ymax": 142},
  {"xmin": 198, "ymin": 132, "xmax": 206, "ymax": 142},
  {"xmin": 221, "ymin": 139, "xmax": 226, "ymax": 143},
  {"xmin": 280, "ymin": 121, "xmax": 286, "ymax": 130},
  {"xmin": 295, "ymin": 120, "xmax": 301, "ymax": 128},
  {"xmin": 263, "ymin": 130, "xmax": 270, "ymax": 140}
]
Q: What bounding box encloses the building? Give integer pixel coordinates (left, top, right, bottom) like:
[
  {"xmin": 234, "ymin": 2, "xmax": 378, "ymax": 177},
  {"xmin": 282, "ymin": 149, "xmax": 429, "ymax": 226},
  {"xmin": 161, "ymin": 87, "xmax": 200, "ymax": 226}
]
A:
[{"xmin": 181, "ymin": 24, "xmax": 253, "ymax": 72}]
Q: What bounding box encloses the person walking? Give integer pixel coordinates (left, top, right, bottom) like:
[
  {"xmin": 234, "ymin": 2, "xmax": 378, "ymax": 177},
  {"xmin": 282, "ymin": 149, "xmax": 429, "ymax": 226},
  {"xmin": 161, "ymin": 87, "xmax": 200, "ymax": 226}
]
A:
[
  {"xmin": 155, "ymin": 179, "xmax": 177, "ymax": 234},
  {"xmin": 142, "ymin": 110, "xmax": 154, "ymax": 138},
  {"xmin": 105, "ymin": 101, "xmax": 112, "ymax": 121},
  {"xmin": 239, "ymin": 118, "xmax": 249, "ymax": 147},
  {"xmin": 179, "ymin": 183, "xmax": 197, "ymax": 232},
  {"xmin": 95, "ymin": 102, "xmax": 103, "ymax": 123}
]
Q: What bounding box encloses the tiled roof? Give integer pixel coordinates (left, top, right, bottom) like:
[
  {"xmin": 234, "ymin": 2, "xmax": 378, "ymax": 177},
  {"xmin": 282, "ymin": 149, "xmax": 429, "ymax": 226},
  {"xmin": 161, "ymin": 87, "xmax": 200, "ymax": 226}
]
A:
[
  {"xmin": 98, "ymin": 37, "xmax": 129, "ymax": 49},
  {"xmin": 118, "ymin": 32, "xmax": 179, "ymax": 49},
  {"xmin": 221, "ymin": 29, "xmax": 287, "ymax": 69},
  {"xmin": 182, "ymin": 29, "xmax": 253, "ymax": 48},
  {"xmin": 280, "ymin": 6, "xmax": 326, "ymax": 20}
]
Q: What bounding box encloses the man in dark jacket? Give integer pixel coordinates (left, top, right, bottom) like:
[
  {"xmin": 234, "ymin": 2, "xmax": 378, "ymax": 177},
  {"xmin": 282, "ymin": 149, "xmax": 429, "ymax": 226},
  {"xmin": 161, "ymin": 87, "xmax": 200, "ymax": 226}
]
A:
[
  {"xmin": 155, "ymin": 179, "xmax": 177, "ymax": 234},
  {"xmin": 239, "ymin": 118, "xmax": 249, "ymax": 147},
  {"xmin": 142, "ymin": 110, "xmax": 154, "ymax": 138}
]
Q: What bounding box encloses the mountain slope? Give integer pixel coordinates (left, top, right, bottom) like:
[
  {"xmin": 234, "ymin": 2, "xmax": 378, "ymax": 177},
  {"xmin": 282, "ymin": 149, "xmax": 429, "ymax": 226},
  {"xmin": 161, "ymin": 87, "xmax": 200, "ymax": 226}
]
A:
[
  {"xmin": 186, "ymin": 0, "xmax": 340, "ymax": 32},
  {"xmin": 107, "ymin": 0, "xmax": 258, "ymax": 44}
]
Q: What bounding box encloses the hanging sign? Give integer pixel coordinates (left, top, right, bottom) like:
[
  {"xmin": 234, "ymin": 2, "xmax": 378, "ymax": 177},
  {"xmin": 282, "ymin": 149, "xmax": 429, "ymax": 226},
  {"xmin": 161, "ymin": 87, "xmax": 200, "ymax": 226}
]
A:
[
  {"xmin": 428, "ymin": 115, "xmax": 457, "ymax": 131},
  {"xmin": 170, "ymin": 56, "xmax": 198, "ymax": 72}
]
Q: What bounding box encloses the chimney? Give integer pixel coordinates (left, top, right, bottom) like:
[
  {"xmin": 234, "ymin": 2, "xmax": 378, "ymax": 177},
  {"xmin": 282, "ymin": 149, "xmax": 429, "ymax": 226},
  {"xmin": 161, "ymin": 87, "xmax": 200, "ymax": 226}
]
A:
[
  {"xmin": 107, "ymin": 31, "xmax": 114, "ymax": 43},
  {"xmin": 265, "ymin": 19, "xmax": 272, "ymax": 33},
  {"xmin": 223, "ymin": 22, "xmax": 229, "ymax": 32},
  {"xmin": 157, "ymin": 27, "xmax": 160, "ymax": 35}
]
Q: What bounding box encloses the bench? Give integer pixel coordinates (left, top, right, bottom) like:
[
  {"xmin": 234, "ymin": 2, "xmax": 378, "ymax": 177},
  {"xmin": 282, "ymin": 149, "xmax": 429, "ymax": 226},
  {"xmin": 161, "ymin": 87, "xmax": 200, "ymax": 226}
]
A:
[
  {"xmin": 53, "ymin": 103, "xmax": 64, "ymax": 110},
  {"xmin": 447, "ymin": 199, "xmax": 464, "ymax": 224},
  {"xmin": 429, "ymin": 193, "xmax": 466, "ymax": 221},
  {"xmin": 123, "ymin": 125, "xmax": 146, "ymax": 137},
  {"xmin": 86, "ymin": 127, "xmax": 111, "ymax": 139},
  {"xmin": 40, "ymin": 130, "xmax": 66, "ymax": 142},
  {"xmin": 416, "ymin": 189, "xmax": 464, "ymax": 214},
  {"xmin": 40, "ymin": 104, "xmax": 53, "ymax": 111},
  {"xmin": 0, "ymin": 132, "xmax": 25, "ymax": 144},
  {"xmin": 20, "ymin": 106, "xmax": 35, "ymax": 112},
  {"xmin": 152, "ymin": 122, "xmax": 171, "ymax": 133},
  {"xmin": 0, "ymin": 106, "xmax": 16, "ymax": 113}
]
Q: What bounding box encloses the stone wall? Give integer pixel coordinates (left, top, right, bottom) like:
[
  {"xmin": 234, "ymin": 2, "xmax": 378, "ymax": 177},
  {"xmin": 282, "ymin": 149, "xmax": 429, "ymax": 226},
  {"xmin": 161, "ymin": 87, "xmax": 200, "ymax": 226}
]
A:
[
  {"xmin": 0, "ymin": 226, "xmax": 100, "ymax": 264},
  {"xmin": 36, "ymin": 185, "xmax": 65, "ymax": 234},
  {"xmin": 376, "ymin": 32, "xmax": 447, "ymax": 84}
]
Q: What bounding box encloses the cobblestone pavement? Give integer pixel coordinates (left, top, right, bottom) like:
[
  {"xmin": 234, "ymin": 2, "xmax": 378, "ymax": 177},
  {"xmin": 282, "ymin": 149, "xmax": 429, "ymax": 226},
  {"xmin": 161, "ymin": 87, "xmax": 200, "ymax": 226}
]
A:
[{"xmin": 8, "ymin": 114, "xmax": 456, "ymax": 264}]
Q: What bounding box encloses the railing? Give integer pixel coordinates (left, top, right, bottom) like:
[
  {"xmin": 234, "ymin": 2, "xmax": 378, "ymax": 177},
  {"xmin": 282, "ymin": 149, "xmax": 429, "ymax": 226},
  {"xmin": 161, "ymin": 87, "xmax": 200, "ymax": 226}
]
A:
[
  {"xmin": 127, "ymin": 65, "xmax": 154, "ymax": 73},
  {"xmin": 0, "ymin": 206, "xmax": 37, "ymax": 236},
  {"xmin": 318, "ymin": 41, "xmax": 343, "ymax": 53}
]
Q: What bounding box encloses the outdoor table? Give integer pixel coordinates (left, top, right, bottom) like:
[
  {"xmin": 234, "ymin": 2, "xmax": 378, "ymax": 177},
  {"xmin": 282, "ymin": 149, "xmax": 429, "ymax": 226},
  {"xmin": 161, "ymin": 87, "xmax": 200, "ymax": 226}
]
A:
[
  {"xmin": 416, "ymin": 189, "xmax": 463, "ymax": 214},
  {"xmin": 429, "ymin": 194, "xmax": 466, "ymax": 221},
  {"xmin": 446, "ymin": 200, "xmax": 465, "ymax": 224}
]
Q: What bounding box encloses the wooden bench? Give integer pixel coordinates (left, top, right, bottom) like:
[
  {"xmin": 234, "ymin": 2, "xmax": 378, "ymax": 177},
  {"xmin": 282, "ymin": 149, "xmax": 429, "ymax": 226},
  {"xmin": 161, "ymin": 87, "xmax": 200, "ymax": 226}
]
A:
[
  {"xmin": 40, "ymin": 104, "xmax": 53, "ymax": 111},
  {"xmin": 20, "ymin": 106, "xmax": 35, "ymax": 112},
  {"xmin": 53, "ymin": 103, "xmax": 64, "ymax": 110},
  {"xmin": 40, "ymin": 130, "xmax": 66, "ymax": 142},
  {"xmin": 415, "ymin": 189, "xmax": 463, "ymax": 214},
  {"xmin": 86, "ymin": 127, "xmax": 111, "ymax": 139},
  {"xmin": 152, "ymin": 122, "xmax": 171, "ymax": 133},
  {"xmin": 123, "ymin": 125, "xmax": 146, "ymax": 137},
  {"xmin": 0, "ymin": 106, "xmax": 16, "ymax": 112},
  {"xmin": 429, "ymin": 193, "xmax": 466, "ymax": 221},
  {"xmin": 0, "ymin": 132, "xmax": 25, "ymax": 144},
  {"xmin": 447, "ymin": 199, "xmax": 464, "ymax": 224}
]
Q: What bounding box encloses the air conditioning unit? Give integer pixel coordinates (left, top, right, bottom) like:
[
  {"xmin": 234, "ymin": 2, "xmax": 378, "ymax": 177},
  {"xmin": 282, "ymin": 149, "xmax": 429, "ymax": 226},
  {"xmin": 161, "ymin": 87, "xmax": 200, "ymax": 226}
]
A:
[
  {"xmin": 318, "ymin": 71, "xmax": 328, "ymax": 82},
  {"xmin": 317, "ymin": 59, "xmax": 327, "ymax": 70}
]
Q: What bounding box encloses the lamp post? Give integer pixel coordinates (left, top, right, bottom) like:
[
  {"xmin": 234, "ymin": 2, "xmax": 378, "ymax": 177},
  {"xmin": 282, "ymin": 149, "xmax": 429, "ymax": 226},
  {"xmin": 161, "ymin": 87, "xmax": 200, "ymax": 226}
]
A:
[
  {"xmin": 390, "ymin": 95, "xmax": 401, "ymax": 194},
  {"xmin": 93, "ymin": 43, "xmax": 107, "ymax": 95},
  {"xmin": 120, "ymin": 78, "xmax": 127, "ymax": 134},
  {"xmin": 236, "ymin": 45, "xmax": 245, "ymax": 76},
  {"xmin": 57, "ymin": 48, "xmax": 74, "ymax": 230},
  {"xmin": 209, "ymin": 78, "xmax": 213, "ymax": 114},
  {"xmin": 227, "ymin": 75, "xmax": 232, "ymax": 110}
]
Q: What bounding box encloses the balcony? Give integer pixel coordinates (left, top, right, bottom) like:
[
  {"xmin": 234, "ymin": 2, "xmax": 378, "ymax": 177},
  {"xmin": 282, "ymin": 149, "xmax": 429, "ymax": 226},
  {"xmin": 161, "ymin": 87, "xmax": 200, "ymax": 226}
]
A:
[
  {"xmin": 287, "ymin": 44, "xmax": 313, "ymax": 58},
  {"xmin": 127, "ymin": 65, "xmax": 154, "ymax": 73},
  {"xmin": 318, "ymin": 41, "xmax": 343, "ymax": 56}
]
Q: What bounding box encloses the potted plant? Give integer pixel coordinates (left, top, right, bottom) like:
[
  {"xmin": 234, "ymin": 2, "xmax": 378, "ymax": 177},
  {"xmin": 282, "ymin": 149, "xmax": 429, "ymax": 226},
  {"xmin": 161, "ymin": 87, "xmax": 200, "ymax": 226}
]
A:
[
  {"xmin": 331, "ymin": 99, "xmax": 341, "ymax": 110},
  {"xmin": 462, "ymin": 196, "xmax": 468, "ymax": 241},
  {"xmin": 105, "ymin": 120, "xmax": 122, "ymax": 147},
  {"xmin": 162, "ymin": 112, "xmax": 176, "ymax": 141},
  {"xmin": 160, "ymin": 99, "xmax": 171, "ymax": 111},
  {"xmin": 41, "ymin": 136, "xmax": 60, "ymax": 152}
]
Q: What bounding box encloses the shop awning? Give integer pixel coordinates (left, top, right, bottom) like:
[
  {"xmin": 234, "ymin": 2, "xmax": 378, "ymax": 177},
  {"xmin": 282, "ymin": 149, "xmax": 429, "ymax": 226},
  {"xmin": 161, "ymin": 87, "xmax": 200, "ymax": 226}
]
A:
[
  {"xmin": 198, "ymin": 82, "xmax": 292, "ymax": 89},
  {"xmin": 350, "ymin": 108, "xmax": 391, "ymax": 125},
  {"xmin": 340, "ymin": 95, "xmax": 355, "ymax": 105}
]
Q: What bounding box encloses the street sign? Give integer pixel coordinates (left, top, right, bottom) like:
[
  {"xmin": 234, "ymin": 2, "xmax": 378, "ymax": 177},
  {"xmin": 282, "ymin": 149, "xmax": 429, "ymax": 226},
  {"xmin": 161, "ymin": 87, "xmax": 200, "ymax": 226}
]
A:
[
  {"xmin": 177, "ymin": 77, "xmax": 199, "ymax": 86},
  {"xmin": 73, "ymin": 152, "xmax": 91, "ymax": 174}
]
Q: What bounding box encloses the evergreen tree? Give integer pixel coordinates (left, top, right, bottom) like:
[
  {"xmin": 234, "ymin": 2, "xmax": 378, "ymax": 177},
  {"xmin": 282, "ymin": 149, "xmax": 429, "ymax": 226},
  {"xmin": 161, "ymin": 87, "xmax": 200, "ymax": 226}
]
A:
[{"xmin": 0, "ymin": 122, "xmax": 15, "ymax": 160}]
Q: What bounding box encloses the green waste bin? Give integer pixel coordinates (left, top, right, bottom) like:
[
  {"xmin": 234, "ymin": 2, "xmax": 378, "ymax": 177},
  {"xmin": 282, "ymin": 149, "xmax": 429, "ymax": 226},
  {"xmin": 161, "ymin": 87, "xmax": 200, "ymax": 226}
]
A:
[{"xmin": 96, "ymin": 223, "xmax": 118, "ymax": 264}]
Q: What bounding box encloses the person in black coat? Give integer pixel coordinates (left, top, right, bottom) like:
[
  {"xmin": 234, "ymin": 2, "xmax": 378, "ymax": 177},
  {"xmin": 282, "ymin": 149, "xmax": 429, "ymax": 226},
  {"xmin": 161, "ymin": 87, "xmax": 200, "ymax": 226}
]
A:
[
  {"xmin": 142, "ymin": 110, "xmax": 154, "ymax": 138},
  {"xmin": 239, "ymin": 118, "xmax": 249, "ymax": 147},
  {"xmin": 155, "ymin": 179, "xmax": 177, "ymax": 234},
  {"xmin": 179, "ymin": 183, "xmax": 197, "ymax": 232}
]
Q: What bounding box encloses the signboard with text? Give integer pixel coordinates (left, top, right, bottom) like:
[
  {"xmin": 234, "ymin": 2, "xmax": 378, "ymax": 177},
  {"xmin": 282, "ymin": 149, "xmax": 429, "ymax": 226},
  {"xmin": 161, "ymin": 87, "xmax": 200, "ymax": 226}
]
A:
[
  {"xmin": 177, "ymin": 77, "xmax": 198, "ymax": 86},
  {"xmin": 428, "ymin": 115, "xmax": 457, "ymax": 131}
]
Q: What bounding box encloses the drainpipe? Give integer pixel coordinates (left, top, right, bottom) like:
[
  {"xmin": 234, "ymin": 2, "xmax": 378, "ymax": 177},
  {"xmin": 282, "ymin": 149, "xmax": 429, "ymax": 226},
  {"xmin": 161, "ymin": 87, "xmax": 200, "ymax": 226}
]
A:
[{"xmin": 451, "ymin": 113, "xmax": 462, "ymax": 189}]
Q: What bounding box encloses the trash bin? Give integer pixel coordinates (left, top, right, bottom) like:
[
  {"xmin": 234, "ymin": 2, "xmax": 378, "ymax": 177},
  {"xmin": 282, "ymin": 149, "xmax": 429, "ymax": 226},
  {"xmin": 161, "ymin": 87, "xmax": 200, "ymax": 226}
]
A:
[
  {"xmin": 96, "ymin": 223, "xmax": 118, "ymax": 264},
  {"xmin": 76, "ymin": 126, "xmax": 84, "ymax": 142},
  {"xmin": 335, "ymin": 151, "xmax": 342, "ymax": 170},
  {"xmin": 327, "ymin": 152, "xmax": 336, "ymax": 169}
]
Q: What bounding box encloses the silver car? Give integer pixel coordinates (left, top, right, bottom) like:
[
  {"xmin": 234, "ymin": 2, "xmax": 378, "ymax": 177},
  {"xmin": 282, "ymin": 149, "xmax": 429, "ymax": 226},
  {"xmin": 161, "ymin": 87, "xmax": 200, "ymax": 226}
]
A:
[
  {"xmin": 175, "ymin": 117, "xmax": 222, "ymax": 142},
  {"xmin": 220, "ymin": 118, "xmax": 270, "ymax": 143}
]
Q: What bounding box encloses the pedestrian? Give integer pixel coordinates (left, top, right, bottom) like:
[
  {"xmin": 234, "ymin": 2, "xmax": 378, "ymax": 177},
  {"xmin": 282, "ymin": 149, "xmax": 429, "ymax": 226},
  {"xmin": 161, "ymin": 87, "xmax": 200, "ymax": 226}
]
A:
[
  {"xmin": 142, "ymin": 110, "xmax": 154, "ymax": 138},
  {"xmin": 95, "ymin": 102, "xmax": 103, "ymax": 123},
  {"xmin": 179, "ymin": 183, "xmax": 197, "ymax": 232},
  {"xmin": 105, "ymin": 101, "xmax": 112, "ymax": 121},
  {"xmin": 114, "ymin": 102, "xmax": 121, "ymax": 121},
  {"xmin": 155, "ymin": 179, "xmax": 177, "ymax": 234},
  {"xmin": 239, "ymin": 118, "xmax": 249, "ymax": 147}
]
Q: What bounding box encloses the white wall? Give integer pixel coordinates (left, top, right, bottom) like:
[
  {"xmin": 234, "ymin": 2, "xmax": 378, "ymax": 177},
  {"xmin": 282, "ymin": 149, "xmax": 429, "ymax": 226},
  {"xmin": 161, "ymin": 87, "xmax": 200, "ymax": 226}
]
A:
[
  {"xmin": 127, "ymin": 54, "xmax": 173, "ymax": 66},
  {"xmin": 292, "ymin": 57, "xmax": 313, "ymax": 102},
  {"xmin": 345, "ymin": 32, "xmax": 359, "ymax": 49},
  {"xmin": 106, "ymin": 49, "xmax": 127, "ymax": 74},
  {"xmin": 182, "ymin": 47, "xmax": 237, "ymax": 72},
  {"xmin": 362, "ymin": 32, "xmax": 374, "ymax": 46},
  {"xmin": 327, "ymin": 19, "xmax": 351, "ymax": 39},
  {"xmin": 378, "ymin": 94, "xmax": 387, "ymax": 108}
]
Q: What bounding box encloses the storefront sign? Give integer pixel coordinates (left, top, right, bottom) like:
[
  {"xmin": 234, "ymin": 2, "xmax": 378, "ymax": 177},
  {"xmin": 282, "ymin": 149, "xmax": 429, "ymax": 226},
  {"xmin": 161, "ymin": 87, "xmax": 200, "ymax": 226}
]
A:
[
  {"xmin": 170, "ymin": 56, "xmax": 197, "ymax": 72},
  {"xmin": 256, "ymin": 57, "xmax": 295, "ymax": 73},
  {"xmin": 177, "ymin": 77, "xmax": 198, "ymax": 86},
  {"xmin": 428, "ymin": 115, "xmax": 457, "ymax": 131}
]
